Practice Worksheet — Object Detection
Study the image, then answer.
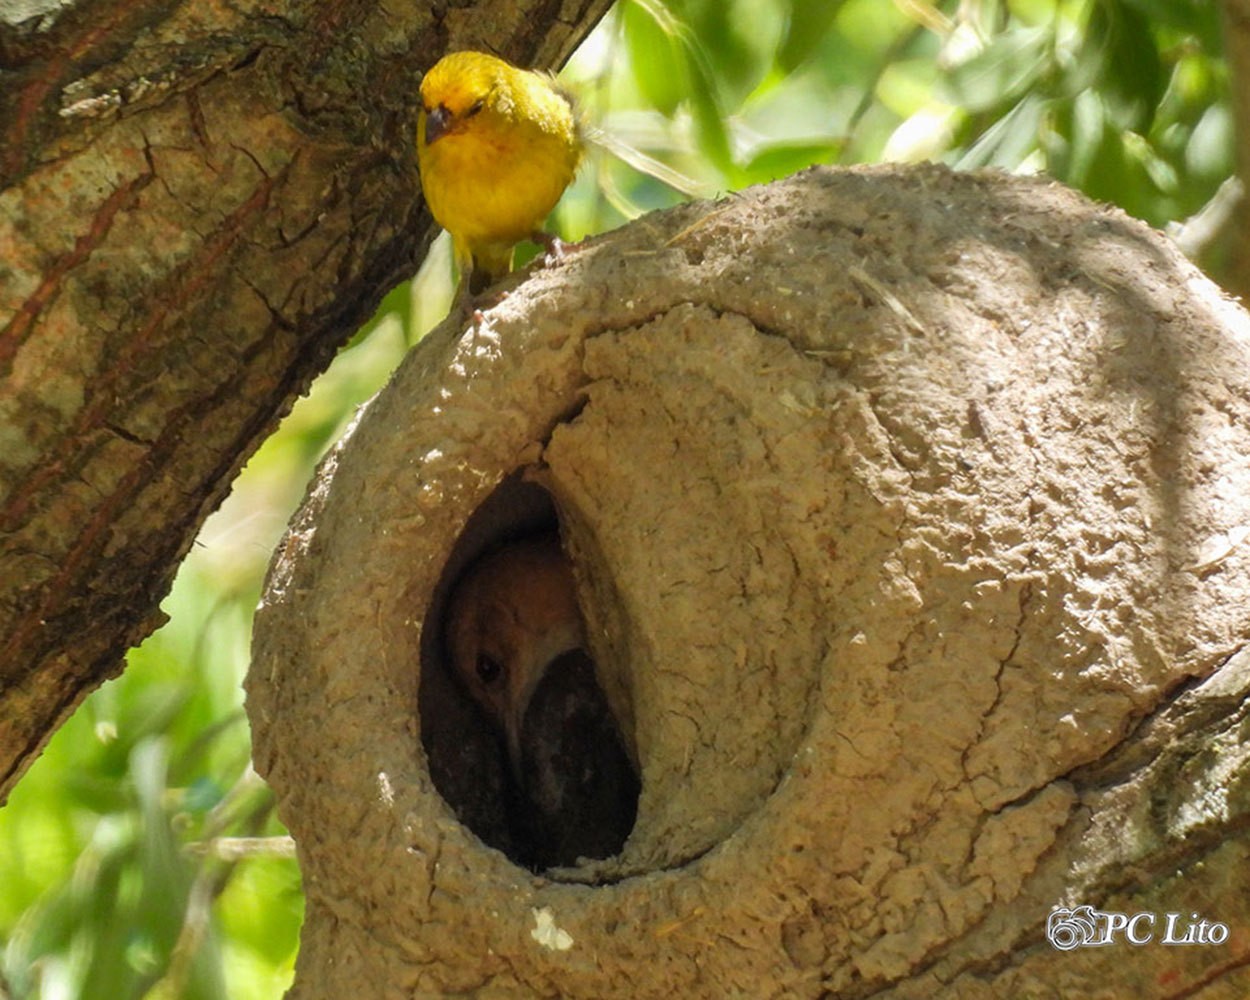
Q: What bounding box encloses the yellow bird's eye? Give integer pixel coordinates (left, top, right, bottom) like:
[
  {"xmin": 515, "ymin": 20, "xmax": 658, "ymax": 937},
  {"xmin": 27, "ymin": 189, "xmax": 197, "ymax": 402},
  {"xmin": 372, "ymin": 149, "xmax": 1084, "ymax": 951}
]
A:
[{"xmin": 466, "ymin": 98, "xmax": 485, "ymax": 117}]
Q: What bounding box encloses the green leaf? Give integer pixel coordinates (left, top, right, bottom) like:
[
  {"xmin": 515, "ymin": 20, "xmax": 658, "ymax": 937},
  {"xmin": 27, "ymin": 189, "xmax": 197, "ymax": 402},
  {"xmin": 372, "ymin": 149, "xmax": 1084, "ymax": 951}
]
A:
[
  {"xmin": 1060, "ymin": 88, "xmax": 1108, "ymax": 187},
  {"xmin": 955, "ymin": 95, "xmax": 1046, "ymax": 170},
  {"xmin": 621, "ymin": 0, "xmax": 691, "ymax": 117},
  {"xmin": 1184, "ymin": 104, "xmax": 1233, "ymax": 181},
  {"xmin": 778, "ymin": 0, "xmax": 850, "ymax": 72},
  {"xmin": 681, "ymin": 0, "xmax": 779, "ymax": 105},
  {"xmin": 741, "ymin": 142, "xmax": 838, "ymax": 183},
  {"xmin": 941, "ymin": 26, "xmax": 1049, "ymax": 114},
  {"xmin": 1118, "ymin": 0, "xmax": 1220, "ymax": 41},
  {"xmin": 1088, "ymin": 0, "xmax": 1165, "ymax": 133}
]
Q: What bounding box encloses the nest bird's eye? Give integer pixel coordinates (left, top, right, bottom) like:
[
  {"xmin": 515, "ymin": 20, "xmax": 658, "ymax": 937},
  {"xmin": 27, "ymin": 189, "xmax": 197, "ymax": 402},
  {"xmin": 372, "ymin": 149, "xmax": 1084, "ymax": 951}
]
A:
[{"xmin": 476, "ymin": 653, "xmax": 504, "ymax": 685}]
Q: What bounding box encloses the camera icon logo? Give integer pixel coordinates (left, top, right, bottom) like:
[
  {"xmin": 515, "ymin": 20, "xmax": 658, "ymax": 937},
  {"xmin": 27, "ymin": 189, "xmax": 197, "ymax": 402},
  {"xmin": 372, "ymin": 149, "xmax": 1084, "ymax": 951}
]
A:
[
  {"xmin": 1047, "ymin": 905, "xmax": 1227, "ymax": 949},
  {"xmin": 1047, "ymin": 905, "xmax": 1102, "ymax": 951}
]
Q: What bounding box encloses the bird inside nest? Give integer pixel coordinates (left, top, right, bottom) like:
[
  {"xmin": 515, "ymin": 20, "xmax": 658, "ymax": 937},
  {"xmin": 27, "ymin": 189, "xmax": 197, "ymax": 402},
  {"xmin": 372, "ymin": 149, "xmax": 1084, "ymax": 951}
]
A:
[{"xmin": 442, "ymin": 532, "xmax": 639, "ymax": 870}]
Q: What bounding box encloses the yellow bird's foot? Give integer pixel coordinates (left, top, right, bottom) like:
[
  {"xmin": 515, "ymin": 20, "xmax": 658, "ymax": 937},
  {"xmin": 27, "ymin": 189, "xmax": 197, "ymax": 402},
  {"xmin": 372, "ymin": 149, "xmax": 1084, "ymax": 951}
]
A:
[
  {"xmin": 530, "ymin": 231, "xmax": 571, "ymax": 269},
  {"xmin": 451, "ymin": 298, "xmax": 501, "ymax": 335},
  {"xmin": 447, "ymin": 274, "xmax": 507, "ymax": 326}
]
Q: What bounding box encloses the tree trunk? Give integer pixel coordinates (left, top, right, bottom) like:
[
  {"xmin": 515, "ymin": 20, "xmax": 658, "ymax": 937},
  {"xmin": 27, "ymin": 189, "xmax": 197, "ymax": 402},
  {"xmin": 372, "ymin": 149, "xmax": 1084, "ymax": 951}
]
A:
[
  {"xmin": 0, "ymin": 0, "xmax": 612, "ymax": 802},
  {"xmin": 249, "ymin": 165, "xmax": 1250, "ymax": 997}
]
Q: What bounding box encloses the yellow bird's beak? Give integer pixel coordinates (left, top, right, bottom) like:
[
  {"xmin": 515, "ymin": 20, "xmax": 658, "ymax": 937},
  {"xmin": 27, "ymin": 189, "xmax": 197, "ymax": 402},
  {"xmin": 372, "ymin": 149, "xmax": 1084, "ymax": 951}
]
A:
[{"xmin": 423, "ymin": 104, "xmax": 452, "ymax": 146}]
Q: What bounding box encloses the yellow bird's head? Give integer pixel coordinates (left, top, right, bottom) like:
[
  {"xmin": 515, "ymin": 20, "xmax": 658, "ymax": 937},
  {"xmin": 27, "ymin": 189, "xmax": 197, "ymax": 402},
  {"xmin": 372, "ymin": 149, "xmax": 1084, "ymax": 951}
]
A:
[{"xmin": 419, "ymin": 50, "xmax": 510, "ymax": 147}]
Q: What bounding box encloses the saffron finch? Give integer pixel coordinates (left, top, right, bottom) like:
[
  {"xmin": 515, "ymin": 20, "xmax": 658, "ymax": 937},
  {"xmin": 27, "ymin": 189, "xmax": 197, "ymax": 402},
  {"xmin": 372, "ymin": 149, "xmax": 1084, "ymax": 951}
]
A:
[{"xmin": 417, "ymin": 51, "xmax": 583, "ymax": 295}]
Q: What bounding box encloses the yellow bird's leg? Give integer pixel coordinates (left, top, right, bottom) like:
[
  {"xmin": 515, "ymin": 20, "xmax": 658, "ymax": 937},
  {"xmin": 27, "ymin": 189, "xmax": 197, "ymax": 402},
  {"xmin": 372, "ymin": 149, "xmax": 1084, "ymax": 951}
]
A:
[
  {"xmin": 446, "ymin": 237, "xmax": 478, "ymax": 314},
  {"xmin": 467, "ymin": 242, "xmax": 514, "ymax": 297},
  {"xmin": 445, "ymin": 238, "xmax": 507, "ymax": 316}
]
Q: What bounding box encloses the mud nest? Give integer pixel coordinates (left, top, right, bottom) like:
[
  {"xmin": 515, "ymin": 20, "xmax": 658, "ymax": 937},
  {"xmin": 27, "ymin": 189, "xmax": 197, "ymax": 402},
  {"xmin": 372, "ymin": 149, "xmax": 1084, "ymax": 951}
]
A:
[{"xmin": 248, "ymin": 164, "xmax": 1250, "ymax": 998}]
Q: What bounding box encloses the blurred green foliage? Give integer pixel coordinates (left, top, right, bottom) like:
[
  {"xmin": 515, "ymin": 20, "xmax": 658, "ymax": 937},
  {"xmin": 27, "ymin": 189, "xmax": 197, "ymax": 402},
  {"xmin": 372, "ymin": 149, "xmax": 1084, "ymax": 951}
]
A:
[
  {"xmin": 558, "ymin": 0, "xmax": 1231, "ymax": 237},
  {"xmin": 0, "ymin": 0, "xmax": 1233, "ymax": 996},
  {"xmin": 0, "ymin": 273, "xmax": 442, "ymax": 999}
]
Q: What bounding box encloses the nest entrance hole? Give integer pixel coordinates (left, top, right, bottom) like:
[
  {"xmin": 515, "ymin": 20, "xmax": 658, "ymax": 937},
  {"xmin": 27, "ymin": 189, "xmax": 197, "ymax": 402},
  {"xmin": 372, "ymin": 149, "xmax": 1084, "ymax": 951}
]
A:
[{"xmin": 419, "ymin": 473, "xmax": 639, "ymax": 873}]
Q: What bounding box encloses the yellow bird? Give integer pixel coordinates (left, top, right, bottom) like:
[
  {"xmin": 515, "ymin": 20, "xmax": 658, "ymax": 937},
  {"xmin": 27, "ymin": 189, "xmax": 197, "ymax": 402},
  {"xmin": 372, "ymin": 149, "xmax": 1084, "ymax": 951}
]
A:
[{"xmin": 417, "ymin": 51, "xmax": 583, "ymax": 295}]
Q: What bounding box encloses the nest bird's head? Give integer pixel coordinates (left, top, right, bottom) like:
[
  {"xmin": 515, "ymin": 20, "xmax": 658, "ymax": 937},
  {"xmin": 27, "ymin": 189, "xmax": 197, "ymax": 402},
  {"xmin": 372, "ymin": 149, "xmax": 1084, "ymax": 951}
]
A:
[
  {"xmin": 443, "ymin": 534, "xmax": 587, "ymax": 774},
  {"xmin": 442, "ymin": 532, "xmax": 639, "ymax": 868}
]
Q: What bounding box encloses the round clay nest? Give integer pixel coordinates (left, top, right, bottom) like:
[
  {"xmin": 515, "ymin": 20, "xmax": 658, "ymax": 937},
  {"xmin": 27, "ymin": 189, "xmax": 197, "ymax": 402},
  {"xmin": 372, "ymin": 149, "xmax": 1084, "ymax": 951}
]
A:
[{"xmin": 246, "ymin": 165, "xmax": 1250, "ymax": 998}]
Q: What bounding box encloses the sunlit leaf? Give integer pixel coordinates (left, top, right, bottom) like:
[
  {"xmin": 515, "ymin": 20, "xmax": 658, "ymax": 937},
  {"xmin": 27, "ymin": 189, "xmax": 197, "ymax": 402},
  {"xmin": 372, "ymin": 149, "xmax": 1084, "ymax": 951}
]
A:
[
  {"xmin": 621, "ymin": 0, "xmax": 690, "ymax": 116},
  {"xmin": 941, "ymin": 26, "xmax": 1049, "ymax": 113},
  {"xmin": 956, "ymin": 95, "xmax": 1046, "ymax": 170},
  {"xmin": 1185, "ymin": 103, "xmax": 1233, "ymax": 180}
]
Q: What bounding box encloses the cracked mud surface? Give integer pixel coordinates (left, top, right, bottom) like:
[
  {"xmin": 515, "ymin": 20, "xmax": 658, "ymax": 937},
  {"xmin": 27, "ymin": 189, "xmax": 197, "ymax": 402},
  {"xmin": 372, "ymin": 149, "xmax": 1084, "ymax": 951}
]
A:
[{"xmin": 249, "ymin": 165, "xmax": 1250, "ymax": 998}]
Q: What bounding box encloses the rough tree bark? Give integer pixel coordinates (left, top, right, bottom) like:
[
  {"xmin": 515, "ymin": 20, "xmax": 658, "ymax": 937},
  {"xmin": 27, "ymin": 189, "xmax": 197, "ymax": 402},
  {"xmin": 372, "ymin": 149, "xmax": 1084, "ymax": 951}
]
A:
[
  {"xmin": 249, "ymin": 166, "xmax": 1250, "ymax": 997},
  {"xmin": 0, "ymin": 0, "xmax": 611, "ymax": 802}
]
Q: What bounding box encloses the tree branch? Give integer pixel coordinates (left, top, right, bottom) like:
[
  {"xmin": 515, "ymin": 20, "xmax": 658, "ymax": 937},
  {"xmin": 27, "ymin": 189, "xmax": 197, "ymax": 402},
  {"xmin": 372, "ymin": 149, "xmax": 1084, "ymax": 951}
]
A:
[{"xmin": 0, "ymin": 0, "xmax": 612, "ymax": 801}]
